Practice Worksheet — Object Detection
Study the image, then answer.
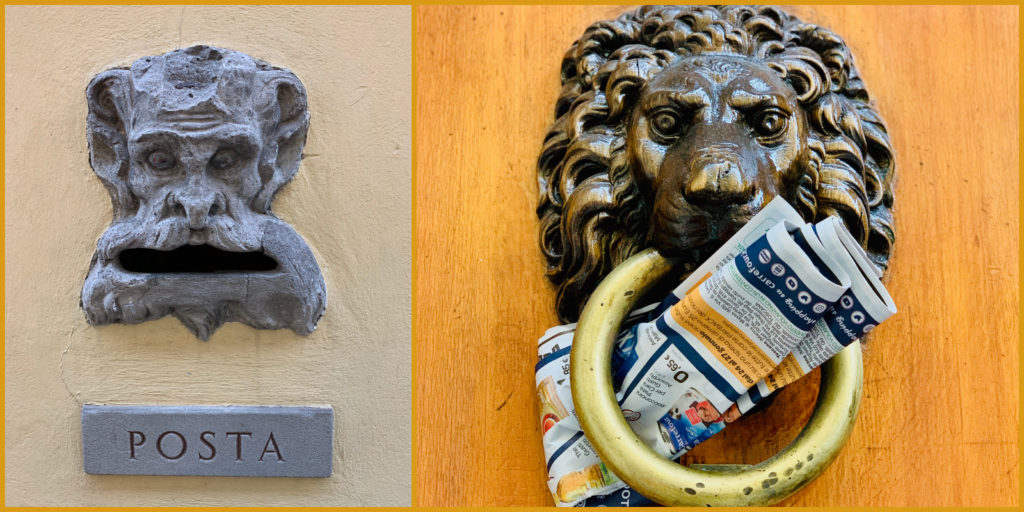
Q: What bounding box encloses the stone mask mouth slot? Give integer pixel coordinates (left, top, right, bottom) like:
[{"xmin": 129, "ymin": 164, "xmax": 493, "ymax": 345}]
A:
[{"xmin": 118, "ymin": 245, "xmax": 279, "ymax": 274}]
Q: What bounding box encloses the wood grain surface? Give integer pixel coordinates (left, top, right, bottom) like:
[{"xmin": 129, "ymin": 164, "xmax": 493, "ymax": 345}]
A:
[{"xmin": 414, "ymin": 5, "xmax": 1019, "ymax": 507}]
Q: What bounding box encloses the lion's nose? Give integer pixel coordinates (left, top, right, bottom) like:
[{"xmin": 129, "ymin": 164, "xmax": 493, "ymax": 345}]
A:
[
  {"xmin": 684, "ymin": 159, "xmax": 753, "ymax": 209},
  {"xmin": 168, "ymin": 185, "xmax": 227, "ymax": 230}
]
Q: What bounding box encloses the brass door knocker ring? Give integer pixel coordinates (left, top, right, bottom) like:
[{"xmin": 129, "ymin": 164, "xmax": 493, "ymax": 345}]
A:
[{"xmin": 570, "ymin": 248, "xmax": 863, "ymax": 506}]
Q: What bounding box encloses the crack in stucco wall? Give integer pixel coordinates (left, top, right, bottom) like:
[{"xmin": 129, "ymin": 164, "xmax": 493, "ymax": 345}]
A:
[{"xmin": 58, "ymin": 326, "xmax": 83, "ymax": 406}]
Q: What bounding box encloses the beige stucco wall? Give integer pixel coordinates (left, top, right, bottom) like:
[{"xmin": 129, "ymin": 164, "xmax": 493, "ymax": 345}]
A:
[{"xmin": 4, "ymin": 6, "xmax": 410, "ymax": 506}]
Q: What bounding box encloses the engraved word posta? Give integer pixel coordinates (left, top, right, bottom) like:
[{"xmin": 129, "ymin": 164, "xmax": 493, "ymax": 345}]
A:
[{"xmin": 127, "ymin": 429, "xmax": 284, "ymax": 462}]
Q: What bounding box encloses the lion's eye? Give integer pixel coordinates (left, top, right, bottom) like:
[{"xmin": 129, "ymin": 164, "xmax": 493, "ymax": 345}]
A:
[
  {"xmin": 753, "ymin": 109, "xmax": 788, "ymax": 138},
  {"xmin": 146, "ymin": 150, "xmax": 175, "ymax": 170},
  {"xmin": 649, "ymin": 109, "xmax": 683, "ymax": 140},
  {"xmin": 209, "ymin": 149, "xmax": 238, "ymax": 170}
]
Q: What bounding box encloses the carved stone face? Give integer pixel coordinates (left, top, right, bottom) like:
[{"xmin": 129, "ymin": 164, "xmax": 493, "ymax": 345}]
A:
[
  {"xmin": 627, "ymin": 55, "xmax": 808, "ymax": 259},
  {"xmin": 82, "ymin": 46, "xmax": 326, "ymax": 340},
  {"xmin": 126, "ymin": 111, "xmax": 263, "ymax": 251}
]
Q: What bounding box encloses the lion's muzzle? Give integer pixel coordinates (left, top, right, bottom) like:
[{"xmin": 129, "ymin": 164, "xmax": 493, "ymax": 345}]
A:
[{"xmin": 683, "ymin": 145, "xmax": 754, "ymax": 210}]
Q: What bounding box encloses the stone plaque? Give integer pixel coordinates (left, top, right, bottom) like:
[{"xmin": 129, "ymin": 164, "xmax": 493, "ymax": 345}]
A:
[{"xmin": 82, "ymin": 405, "xmax": 333, "ymax": 477}]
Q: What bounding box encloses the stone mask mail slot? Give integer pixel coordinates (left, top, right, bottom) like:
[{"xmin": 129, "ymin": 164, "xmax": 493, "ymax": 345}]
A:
[{"xmin": 81, "ymin": 46, "xmax": 326, "ymax": 340}]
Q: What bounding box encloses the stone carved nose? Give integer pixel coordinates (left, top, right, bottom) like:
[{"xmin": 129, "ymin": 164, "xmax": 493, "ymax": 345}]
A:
[
  {"xmin": 684, "ymin": 158, "xmax": 753, "ymax": 209},
  {"xmin": 169, "ymin": 183, "xmax": 226, "ymax": 230}
]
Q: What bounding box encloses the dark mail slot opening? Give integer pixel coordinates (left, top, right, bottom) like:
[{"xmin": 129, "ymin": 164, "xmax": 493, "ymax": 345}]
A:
[{"xmin": 119, "ymin": 246, "xmax": 279, "ymax": 273}]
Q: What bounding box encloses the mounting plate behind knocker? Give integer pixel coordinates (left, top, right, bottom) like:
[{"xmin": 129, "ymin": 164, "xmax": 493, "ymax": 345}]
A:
[{"xmin": 570, "ymin": 249, "xmax": 863, "ymax": 506}]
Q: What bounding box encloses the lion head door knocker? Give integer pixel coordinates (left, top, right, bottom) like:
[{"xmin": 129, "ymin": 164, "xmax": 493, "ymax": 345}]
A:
[
  {"xmin": 537, "ymin": 6, "xmax": 894, "ymax": 505},
  {"xmin": 81, "ymin": 46, "xmax": 326, "ymax": 340}
]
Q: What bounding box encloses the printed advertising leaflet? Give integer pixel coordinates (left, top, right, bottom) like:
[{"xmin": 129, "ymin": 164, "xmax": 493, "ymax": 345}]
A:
[
  {"xmin": 580, "ymin": 216, "xmax": 897, "ymax": 507},
  {"xmin": 538, "ymin": 199, "xmax": 807, "ymax": 505},
  {"xmin": 536, "ymin": 199, "xmax": 897, "ymax": 506}
]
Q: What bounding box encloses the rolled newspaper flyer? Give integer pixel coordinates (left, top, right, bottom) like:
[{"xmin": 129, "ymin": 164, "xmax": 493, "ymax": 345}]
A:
[
  {"xmin": 617, "ymin": 219, "xmax": 849, "ymax": 458},
  {"xmin": 641, "ymin": 220, "xmax": 853, "ymax": 455},
  {"xmin": 535, "ymin": 198, "xmax": 897, "ymax": 507},
  {"xmin": 538, "ymin": 199, "xmax": 812, "ymax": 505},
  {"xmin": 579, "ymin": 216, "xmax": 898, "ymax": 507},
  {"xmin": 734, "ymin": 216, "xmax": 897, "ymax": 413},
  {"xmin": 537, "ymin": 198, "xmax": 804, "ymax": 506},
  {"xmin": 537, "ymin": 337, "xmax": 629, "ymax": 504},
  {"xmin": 575, "ymin": 217, "xmax": 897, "ymax": 507}
]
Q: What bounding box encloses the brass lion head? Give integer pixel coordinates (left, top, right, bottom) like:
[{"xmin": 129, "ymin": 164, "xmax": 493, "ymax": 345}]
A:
[{"xmin": 538, "ymin": 6, "xmax": 895, "ymax": 322}]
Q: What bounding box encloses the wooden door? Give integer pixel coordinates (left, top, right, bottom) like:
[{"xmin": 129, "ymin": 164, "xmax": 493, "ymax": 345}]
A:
[{"xmin": 415, "ymin": 5, "xmax": 1019, "ymax": 506}]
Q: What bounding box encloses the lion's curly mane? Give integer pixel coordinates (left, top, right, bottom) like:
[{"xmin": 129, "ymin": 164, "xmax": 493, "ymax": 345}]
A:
[{"xmin": 537, "ymin": 5, "xmax": 896, "ymax": 323}]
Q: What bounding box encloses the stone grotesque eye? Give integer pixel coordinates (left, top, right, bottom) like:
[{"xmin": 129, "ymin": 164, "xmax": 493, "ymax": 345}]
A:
[
  {"xmin": 649, "ymin": 108, "xmax": 684, "ymax": 142},
  {"xmin": 146, "ymin": 150, "xmax": 175, "ymax": 170},
  {"xmin": 209, "ymin": 149, "xmax": 238, "ymax": 170},
  {"xmin": 752, "ymin": 108, "xmax": 789, "ymax": 139}
]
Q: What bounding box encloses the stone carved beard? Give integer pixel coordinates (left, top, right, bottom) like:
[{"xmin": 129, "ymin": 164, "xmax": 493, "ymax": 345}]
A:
[
  {"xmin": 81, "ymin": 46, "xmax": 326, "ymax": 340},
  {"xmin": 95, "ymin": 196, "xmax": 265, "ymax": 262}
]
